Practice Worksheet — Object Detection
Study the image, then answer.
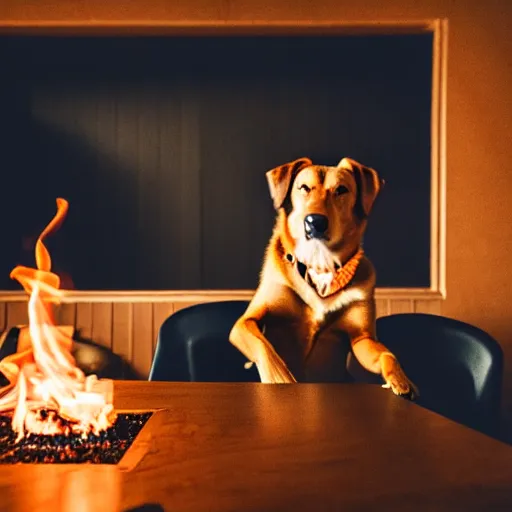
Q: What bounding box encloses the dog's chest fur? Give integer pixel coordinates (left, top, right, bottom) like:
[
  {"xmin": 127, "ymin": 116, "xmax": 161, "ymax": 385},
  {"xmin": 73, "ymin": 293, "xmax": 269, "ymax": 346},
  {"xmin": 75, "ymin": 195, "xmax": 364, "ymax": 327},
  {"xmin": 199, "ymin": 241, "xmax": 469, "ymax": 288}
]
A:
[
  {"xmin": 262, "ymin": 273, "xmax": 365, "ymax": 381},
  {"xmin": 262, "ymin": 297, "xmax": 353, "ymax": 382},
  {"xmin": 286, "ymin": 261, "xmax": 366, "ymax": 324}
]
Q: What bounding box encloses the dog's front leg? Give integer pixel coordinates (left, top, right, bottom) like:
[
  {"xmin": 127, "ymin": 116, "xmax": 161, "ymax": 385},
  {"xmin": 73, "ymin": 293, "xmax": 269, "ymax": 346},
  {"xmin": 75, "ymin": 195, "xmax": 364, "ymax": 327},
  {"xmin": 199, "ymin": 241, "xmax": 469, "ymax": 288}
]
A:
[
  {"xmin": 230, "ymin": 314, "xmax": 297, "ymax": 384},
  {"xmin": 342, "ymin": 300, "xmax": 418, "ymax": 397},
  {"xmin": 351, "ymin": 336, "xmax": 418, "ymax": 397}
]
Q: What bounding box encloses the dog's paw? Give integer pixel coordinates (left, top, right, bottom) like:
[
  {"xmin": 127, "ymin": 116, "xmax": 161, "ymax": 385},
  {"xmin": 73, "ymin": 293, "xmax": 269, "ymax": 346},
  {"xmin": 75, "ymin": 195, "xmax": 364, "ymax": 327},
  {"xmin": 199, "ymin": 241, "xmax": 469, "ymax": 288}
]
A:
[
  {"xmin": 382, "ymin": 381, "xmax": 418, "ymax": 401},
  {"xmin": 380, "ymin": 353, "xmax": 419, "ymax": 400}
]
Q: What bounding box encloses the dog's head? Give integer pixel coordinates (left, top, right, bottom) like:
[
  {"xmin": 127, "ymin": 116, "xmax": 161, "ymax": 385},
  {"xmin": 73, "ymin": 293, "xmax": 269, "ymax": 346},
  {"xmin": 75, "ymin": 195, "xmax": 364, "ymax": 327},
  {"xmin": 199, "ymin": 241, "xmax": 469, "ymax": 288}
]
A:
[{"xmin": 266, "ymin": 157, "xmax": 383, "ymax": 272}]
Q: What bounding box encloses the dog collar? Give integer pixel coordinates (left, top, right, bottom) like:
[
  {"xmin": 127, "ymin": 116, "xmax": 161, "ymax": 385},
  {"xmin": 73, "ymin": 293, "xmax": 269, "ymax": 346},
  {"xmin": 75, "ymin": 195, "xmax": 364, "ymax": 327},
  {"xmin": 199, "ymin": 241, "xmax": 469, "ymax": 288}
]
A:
[{"xmin": 286, "ymin": 247, "xmax": 365, "ymax": 298}]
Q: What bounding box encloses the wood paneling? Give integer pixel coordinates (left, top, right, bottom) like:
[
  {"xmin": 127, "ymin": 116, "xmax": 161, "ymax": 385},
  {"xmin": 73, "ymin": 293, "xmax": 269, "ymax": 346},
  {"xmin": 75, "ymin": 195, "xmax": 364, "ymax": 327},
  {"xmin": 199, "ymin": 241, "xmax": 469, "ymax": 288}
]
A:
[
  {"xmin": 414, "ymin": 299, "xmax": 442, "ymax": 315},
  {"xmin": 388, "ymin": 299, "xmax": 415, "ymax": 315},
  {"xmin": 0, "ymin": 303, "xmax": 5, "ymax": 333},
  {"xmin": 152, "ymin": 302, "xmax": 175, "ymax": 352},
  {"xmin": 112, "ymin": 303, "xmax": 133, "ymax": 364},
  {"xmin": 75, "ymin": 303, "xmax": 93, "ymax": 339},
  {"xmin": 0, "ymin": 293, "xmax": 441, "ymax": 379},
  {"xmin": 131, "ymin": 303, "xmax": 154, "ymax": 378},
  {"xmin": 91, "ymin": 302, "xmax": 113, "ymax": 349},
  {"xmin": 375, "ymin": 299, "xmax": 390, "ymax": 318},
  {"xmin": 6, "ymin": 302, "xmax": 29, "ymax": 326},
  {"xmin": 56, "ymin": 302, "xmax": 76, "ymax": 326}
]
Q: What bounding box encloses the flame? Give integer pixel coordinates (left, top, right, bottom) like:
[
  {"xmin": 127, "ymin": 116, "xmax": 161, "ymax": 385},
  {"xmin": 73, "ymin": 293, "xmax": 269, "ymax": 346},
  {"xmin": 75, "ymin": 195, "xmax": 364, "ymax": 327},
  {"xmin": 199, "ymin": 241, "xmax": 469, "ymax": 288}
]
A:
[{"xmin": 0, "ymin": 198, "xmax": 116, "ymax": 441}]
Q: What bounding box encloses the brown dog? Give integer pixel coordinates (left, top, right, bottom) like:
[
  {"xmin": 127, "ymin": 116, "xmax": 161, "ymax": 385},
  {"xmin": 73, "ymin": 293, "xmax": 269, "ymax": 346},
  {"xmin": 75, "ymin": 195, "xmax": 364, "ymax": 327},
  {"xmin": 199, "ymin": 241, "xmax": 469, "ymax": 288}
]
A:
[{"xmin": 229, "ymin": 156, "xmax": 417, "ymax": 396}]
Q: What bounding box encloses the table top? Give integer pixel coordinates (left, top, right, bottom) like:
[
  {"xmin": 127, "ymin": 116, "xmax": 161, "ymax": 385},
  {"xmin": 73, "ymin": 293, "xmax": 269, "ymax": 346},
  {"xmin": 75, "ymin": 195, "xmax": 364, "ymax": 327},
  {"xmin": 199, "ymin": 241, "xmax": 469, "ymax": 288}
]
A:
[{"xmin": 2, "ymin": 381, "xmax": 512, "ymax": 512}]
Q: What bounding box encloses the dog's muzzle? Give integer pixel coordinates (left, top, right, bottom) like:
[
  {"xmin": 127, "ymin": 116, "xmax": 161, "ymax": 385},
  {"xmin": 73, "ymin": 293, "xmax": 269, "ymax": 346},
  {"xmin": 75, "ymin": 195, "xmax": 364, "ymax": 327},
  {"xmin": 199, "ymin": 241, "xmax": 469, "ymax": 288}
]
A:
[{"xmin": 304, "ymin": 214, "xmax": 328, "ymax": 240}]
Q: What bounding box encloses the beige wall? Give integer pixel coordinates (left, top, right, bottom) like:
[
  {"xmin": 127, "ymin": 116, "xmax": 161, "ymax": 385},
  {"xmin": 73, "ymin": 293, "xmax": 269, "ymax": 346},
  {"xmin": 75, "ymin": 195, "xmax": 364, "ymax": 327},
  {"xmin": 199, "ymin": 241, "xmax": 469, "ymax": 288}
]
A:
[{"xmin": 1, "ymin": 0, "xmax": 512, "ymax": 424}]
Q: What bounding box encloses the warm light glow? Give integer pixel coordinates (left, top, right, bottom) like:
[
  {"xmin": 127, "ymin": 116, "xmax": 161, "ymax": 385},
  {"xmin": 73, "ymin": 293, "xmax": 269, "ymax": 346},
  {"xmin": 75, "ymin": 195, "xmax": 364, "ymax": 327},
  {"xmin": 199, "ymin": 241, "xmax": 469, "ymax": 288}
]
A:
[{"xmin": 0, "ymin": 198, "xmax": 116, "ymax": 441}]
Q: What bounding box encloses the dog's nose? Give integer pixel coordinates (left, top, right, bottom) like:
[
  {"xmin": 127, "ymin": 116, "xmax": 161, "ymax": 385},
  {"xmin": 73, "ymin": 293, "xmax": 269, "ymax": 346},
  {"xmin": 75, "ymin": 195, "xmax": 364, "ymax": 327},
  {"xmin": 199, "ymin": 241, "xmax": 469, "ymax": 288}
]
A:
[{"xmin": 304, "ymin": 214, "xmax": 329, "ymax": 239}]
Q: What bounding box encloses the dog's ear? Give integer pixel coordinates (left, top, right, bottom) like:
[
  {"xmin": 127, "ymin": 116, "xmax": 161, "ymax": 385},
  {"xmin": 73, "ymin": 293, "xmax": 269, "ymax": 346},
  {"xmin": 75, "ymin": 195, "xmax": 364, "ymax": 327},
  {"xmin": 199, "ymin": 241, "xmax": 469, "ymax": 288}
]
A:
[
  {"xmin": 338, "ymin": 157, "xmax": 384, "ymax": 218},
  {"xmin": 266, "ymin": 157, "xmax": 313, "ymax": 210}
]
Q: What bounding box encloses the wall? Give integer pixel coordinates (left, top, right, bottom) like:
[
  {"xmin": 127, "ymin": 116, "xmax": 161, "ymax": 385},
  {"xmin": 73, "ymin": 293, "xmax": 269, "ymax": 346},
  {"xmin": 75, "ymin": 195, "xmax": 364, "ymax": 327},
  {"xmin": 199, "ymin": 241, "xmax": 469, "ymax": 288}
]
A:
[{"xmin": 0, "ymin": 1, "xmax": 511, "ymax": 426}]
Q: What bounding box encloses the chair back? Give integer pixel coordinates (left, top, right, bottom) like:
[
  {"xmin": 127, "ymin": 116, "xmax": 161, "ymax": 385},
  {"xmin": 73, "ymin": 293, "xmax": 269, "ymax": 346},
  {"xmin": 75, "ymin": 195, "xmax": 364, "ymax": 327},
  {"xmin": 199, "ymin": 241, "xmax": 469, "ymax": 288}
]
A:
[
  {"xmin": 349, "ymin": 313, "xmax": 503, "ymax": 436},
  {"xmin": 149, "ymin": 300, "xmax": 258, "ymax": 382}
]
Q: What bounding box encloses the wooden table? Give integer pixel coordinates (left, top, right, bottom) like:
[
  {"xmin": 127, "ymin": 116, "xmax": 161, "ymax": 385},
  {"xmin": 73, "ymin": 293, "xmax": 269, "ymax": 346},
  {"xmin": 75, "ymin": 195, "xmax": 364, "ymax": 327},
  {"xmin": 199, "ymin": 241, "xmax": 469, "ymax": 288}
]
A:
[{"xmin": 1, "ymin": 381, "xmax": 512, "ymax": 512}]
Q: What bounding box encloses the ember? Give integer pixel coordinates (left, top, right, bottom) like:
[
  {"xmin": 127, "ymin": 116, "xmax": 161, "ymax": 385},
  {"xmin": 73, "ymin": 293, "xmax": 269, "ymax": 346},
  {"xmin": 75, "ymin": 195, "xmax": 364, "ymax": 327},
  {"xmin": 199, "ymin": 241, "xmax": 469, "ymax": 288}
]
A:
[
  {"xmin": 0, "ymin": 198, "xmax": 117, "ymax": 442},
  {"xmin": 0, "ymin": 412, "xmax": 151, "ymax": 464}
]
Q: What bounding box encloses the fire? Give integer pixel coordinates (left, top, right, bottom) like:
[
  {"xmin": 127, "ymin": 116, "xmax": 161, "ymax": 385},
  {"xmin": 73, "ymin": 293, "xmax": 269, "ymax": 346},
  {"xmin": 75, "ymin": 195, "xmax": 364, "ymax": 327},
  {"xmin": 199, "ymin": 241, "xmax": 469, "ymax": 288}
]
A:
[{"xmin": 0, "ymin": 198, "xmax": 116, "ymax": 441}]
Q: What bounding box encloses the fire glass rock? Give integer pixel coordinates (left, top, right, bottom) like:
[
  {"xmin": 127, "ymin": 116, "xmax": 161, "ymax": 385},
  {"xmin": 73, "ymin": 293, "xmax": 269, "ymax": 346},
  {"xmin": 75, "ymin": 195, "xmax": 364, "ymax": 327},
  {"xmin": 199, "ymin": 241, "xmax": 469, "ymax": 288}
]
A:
[{"xmin": 0, "ymin": 411, "xmax": 152, "ymax": 464}]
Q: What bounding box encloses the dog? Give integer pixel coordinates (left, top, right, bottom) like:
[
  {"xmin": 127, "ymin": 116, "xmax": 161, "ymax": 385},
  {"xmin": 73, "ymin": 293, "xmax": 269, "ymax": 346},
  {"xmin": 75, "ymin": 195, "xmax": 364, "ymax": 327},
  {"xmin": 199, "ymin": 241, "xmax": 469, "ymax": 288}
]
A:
[{"xmin": 229, "ymin": 156, "xmax": 417, "ymax": 397}]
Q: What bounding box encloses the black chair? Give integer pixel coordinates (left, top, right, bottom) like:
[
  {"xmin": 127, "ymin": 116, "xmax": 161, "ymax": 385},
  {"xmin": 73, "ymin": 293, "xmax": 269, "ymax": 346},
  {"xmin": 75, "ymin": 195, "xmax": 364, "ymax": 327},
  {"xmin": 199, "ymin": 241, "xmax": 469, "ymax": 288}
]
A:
[
  {"xmin": 72, "ymin": 331, "xmax": 138, "ymax": 380},
  {"xmin": 348, "ymin": 313, "xmax": 504, "ymax": 437},
  {"xmin": 149, "ymin": 300, "xmax": 259, "ymax": 383},
  {"xmin": 0, "ymin": 326, "xmax": 135, "ymax": 381}
]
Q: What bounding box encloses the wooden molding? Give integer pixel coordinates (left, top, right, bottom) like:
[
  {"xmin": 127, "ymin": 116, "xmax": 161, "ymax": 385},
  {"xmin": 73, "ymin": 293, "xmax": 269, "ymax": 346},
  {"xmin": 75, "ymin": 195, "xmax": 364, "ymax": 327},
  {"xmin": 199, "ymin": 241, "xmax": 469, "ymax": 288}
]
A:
[
  {"xmin": 0, "ymin": 18, "xmax": 439, "ymax": 35},
  {"xmin": 0, "ymin": 288, "xmax": 444, "ymax": 303},
  {"xmin": 430, "ymin": 18, "xmax": 448, "ymax": 299}
]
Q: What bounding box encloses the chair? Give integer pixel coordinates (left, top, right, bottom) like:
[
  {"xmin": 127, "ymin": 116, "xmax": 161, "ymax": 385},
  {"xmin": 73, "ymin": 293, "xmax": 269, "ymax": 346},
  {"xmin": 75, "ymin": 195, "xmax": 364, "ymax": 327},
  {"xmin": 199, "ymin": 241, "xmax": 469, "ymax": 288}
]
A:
[
  {"xmin": 348, "ymin": 313, "xmax": 504, "ymax": 437},
  {"xmin": 149, "ymin": 300, "xmax": 259, "ymax": 383},
  {"xmin": 0, "ymin": 326, "xmax": 135, "ymax": 381},
  {"xmin": 72, "ymin": 331, "xmax": 138, "ymax": 380}
]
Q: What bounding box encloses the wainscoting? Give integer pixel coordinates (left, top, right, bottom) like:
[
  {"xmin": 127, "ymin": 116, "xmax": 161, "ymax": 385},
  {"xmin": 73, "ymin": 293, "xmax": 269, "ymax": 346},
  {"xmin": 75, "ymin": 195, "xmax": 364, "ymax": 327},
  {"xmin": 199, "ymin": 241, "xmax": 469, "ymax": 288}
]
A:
[{"xmin": 0, "ymin": 290, "xmax": 442, "ymax": 379}]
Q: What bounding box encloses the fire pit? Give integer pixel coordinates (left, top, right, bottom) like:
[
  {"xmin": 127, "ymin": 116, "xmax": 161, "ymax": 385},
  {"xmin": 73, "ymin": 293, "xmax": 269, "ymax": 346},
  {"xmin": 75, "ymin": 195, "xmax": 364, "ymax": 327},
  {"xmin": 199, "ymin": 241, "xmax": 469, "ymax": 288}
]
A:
[
  {"xmin": 0, "ymin": 198, "xmax": 153, "ymax": 466},
  {"xmin": 0, "ymin": 411, "xmax": 152, "ymax": 464}
]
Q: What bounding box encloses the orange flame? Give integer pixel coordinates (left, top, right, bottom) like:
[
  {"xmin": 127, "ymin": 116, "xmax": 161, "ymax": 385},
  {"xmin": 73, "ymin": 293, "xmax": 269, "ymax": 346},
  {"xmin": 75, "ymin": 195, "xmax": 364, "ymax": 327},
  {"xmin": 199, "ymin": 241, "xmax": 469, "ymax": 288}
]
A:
[{"xmin": 0, "ymin": 198, "xmax": 116, "ymax": 441}]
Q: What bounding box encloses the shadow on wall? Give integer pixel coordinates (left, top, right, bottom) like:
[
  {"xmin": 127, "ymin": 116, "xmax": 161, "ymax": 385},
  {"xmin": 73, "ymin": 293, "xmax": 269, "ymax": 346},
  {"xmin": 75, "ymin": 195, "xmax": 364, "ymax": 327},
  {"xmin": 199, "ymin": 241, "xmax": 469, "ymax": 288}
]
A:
[{"xmin": 0, "ymin": 106, "xmax": 143, "ymax": 291}]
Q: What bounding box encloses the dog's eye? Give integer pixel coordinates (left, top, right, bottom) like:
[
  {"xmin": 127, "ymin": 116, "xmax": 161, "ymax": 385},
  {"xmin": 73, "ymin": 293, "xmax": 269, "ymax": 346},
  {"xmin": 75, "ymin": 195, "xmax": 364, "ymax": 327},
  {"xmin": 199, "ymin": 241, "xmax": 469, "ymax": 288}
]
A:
[
  {"xmin": 335, "ymin": 185, "xmax": 349, "ymax": 196},
  {"xmin": 298, "ymin": 184, "xmax": 311, "ymax": 195}
]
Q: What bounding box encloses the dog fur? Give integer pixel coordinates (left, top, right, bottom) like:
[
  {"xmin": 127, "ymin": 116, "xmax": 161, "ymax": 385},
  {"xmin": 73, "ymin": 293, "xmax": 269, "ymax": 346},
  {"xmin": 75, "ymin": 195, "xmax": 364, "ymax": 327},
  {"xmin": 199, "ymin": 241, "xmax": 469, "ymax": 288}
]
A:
[{"xmin": 229, "ymin": 156, "xmax": 417, "ymax": 396}]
